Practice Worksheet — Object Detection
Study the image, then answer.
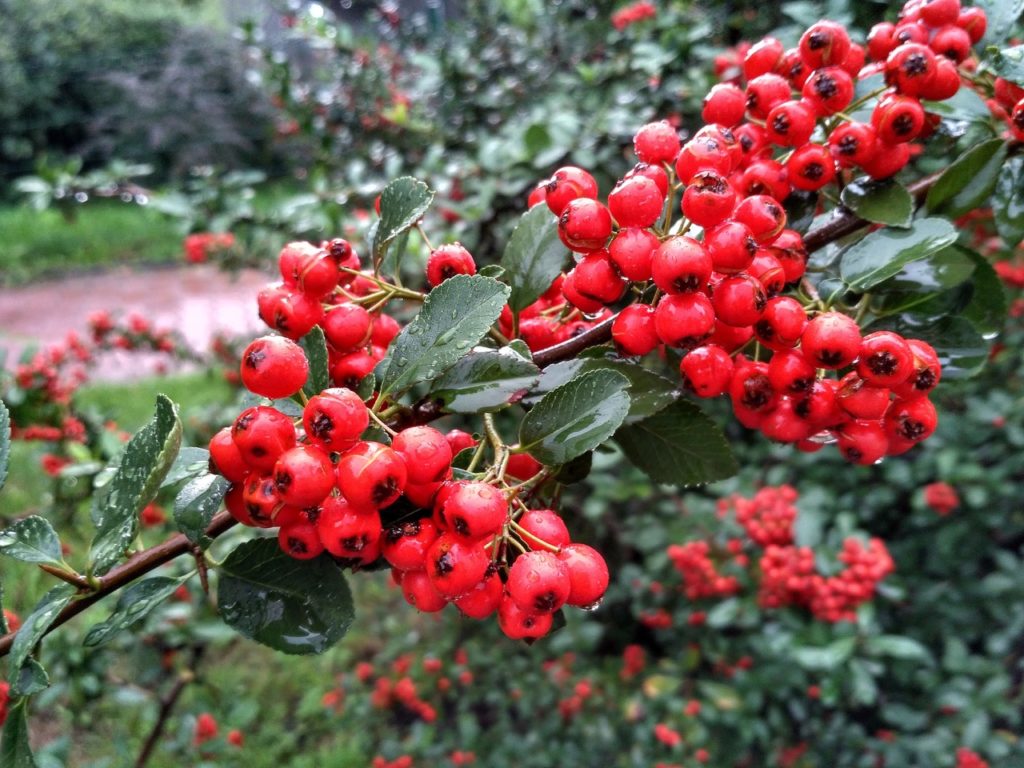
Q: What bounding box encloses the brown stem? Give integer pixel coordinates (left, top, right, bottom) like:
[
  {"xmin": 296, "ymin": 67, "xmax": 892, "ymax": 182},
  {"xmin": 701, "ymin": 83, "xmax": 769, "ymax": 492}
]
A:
[
  {"xmin": 135, "ymin": 660, "xmax": 198, "ymax": 768},
  {"xmin": 37, "ymin": 563, "xmax": 92, "ymax": 591},
  {"xmin": 0, "ymin": 512, "xmax": 237, "ymax": 659}
]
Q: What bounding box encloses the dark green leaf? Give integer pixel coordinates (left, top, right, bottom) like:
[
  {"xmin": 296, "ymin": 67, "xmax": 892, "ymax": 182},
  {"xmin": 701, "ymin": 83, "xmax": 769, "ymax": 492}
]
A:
[
  {"xmin": 371, "ymin": 177, "xmax": 434, "ymax": 269},
  {"xmin": 976, "ymin": 0, "xmax": 1024, "ymax": 44},
  {"xmin": 0, "ymin": 517, "xmax": 63, "ymax": 566},
  {"xmin": 8, "ymin": 586, "xmax": 75, "ymax": 685},
  {"xmin": 870, "ymin": 315, "xmax": 988, "ymax": 379},
  {"xmin": 615, "ymin": 400, "xmax": 738, "ymax": 486},
  {"xmin": 990, "ymin": 44, "xmax": 1024, "ymax": 85},
  {"xmin": 500, "ymin": 205, "xmax": 569, "ymax": 313},
  {"xmin": 379, "ymin": 275, "xmax": 510, "ymax": 397},
  {"xmin": 960, "ymin": 250, "xmax": 1008, "ymax": 337},
  {"xmin": 875, "ymin": 246, "xmax": 976, "ymax": 294},
  {"xmin": 159, "ymin": 447, "xmax": 211, "ymax": 488},
  {"xmin": 83, "ymin": 575, "xmax": 191, "ymax": 647},
  {"xmin": 300, "ymin": 326, "xmax": 330, "ymax": 398},
  {"xmin": 552, "ymin": 451, "xmax": 592, "ymax": 484},
  {"xmin": 527, "ymin": 357, "xmax": 677, "ymax": 423},
  {"xmin": 173, "ymin": 474, "xmax": 230, "ymax": 549},
  {"xmin": 432, "ymin": 346, "xmax": 540, "ymax": 413},
  {"xmin": 89, "ymin": 396, "xmax": 182, "ymax": 575},
  {"xmin": 12, "ymin": 659, "xmax": 48, "ymax": 697},
  {"xmin": 840, "ymin": 178, "xmax": 913, "ymax": 228},
  {"xmin": 0, "ymin": 399, "xmax": 9, "ymax": 492},
  {"xmin": 866, "ymin": 635, "xmax": 933, "ymax": 663},
  {"xmin": 792, "ymin": 637, "xmax": 856, "ymax": 670},
  {"xmin": 839, "ymin": 217, "xmax": 958, "ymax": 292},
  {"xmin": 519, "ymin": 370, "xmax": 631, "ymax": 465},
  {"xmin": 1, "ymin": 699, "xmax": 39, "ymax": 768},
  {"xmin": 994, "ymin": 156, "xmax": 1024, "ymax": 246},
  {"xmin": 849, "ymin": 660, "xmax": 878, "ymax": 706},
  {"xmin": 926, "ymin": 139, "xmax": 1007, "ymax": 218},
  {"xmin": 218, "ymin": 539, "xmax": 354, "ymax": 655}
]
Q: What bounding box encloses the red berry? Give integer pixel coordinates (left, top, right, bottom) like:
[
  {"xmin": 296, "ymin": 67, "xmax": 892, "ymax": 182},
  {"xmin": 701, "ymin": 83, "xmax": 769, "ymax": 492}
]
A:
[
  {"xmin": 558, "ymin": 198, "xmax": 613, "ymax": 253},
  {"xmin": 607, "ymin": 175, "xmax": 664, "ymax": 228},
  {"xmin": 370, "ymin": 313, "xmax": 401, "ymax": 348},
  {"xmin": 856, "ymin": 331, "xmax": 914, "ymax": 387},
  {"xmin": 746, "ymin": 74, "xmax": 793, "ymax": 120},
  {"xmin": 232, "ymin": 406, "xmax": 296, "ymax": 472},
  {"xmin": 323, "ymin": 238, "xmax": 360, "ymax": 285},
  {"xmin": 786, "ymin": 144, "xmax": 836, "ymax": 191},
  {"xmin": 868, "ymin": 22, "xmax": 899, "ymax": 61},
  {"xmin": 768, "ymin": 349, "xmax": 817, "ymax": 394},
  {"xmin": 454, "ymin": 570, "xmax": 503, "ymax": 619},
  {"xmin": 323, "ymin": 304, "xmax": 373, "ymax": 352},
  {"xmin": 957, "ymin": 7, "xmax": 987, "ymax": 43},
  {"xmin": 441, "ymin": 481, "xmax": 507, "ymax": 540},
  {"xmin": 401, "ymin": 570, "xmax": 448, "ymax": 612},
  {"xmin": 765, "ymin": 100, "xmax": 816, "ymax": 147},
  {"xmin": 209, "ymin": 427, "xmax": 249, "ymax": 483},
  {"xmin": 705, "ymin": 221, "xmax": 757, "ymax": 274},
  {"xmin": 801, "ymin": 312, "xmax": 861, "ymax": 369},
  {"xmin": 885, "ymin": 43, "xmax": 938, "ymax": 97},
  {"xmin": 802, "ymin": 67, "xmax": 854, "ymax": 116},
  {"xmin": 681, "ymin": 344, "xmax": 734, "ymax": 397},
  {"xmin": 675, "ymin": 135, "xmax": 734, "ymax": 183},
  {"xmin": 743, "ymin": 37, "xmax": 785, "ymax": 80},
  {"xmin": 278, "ymin": 521, "xmax": 325, "ymax": 560},
  {"xmin": 733, "ymin": 195, "xmax": 787, "ymax": 244},
  {"xmin": 837, "ymin": 373, "xmax": 892, "ymax": 420},
  {"xmin": 498, "ymin": 595, "xmax": 553, "ymax": 640},
  {"xmin": 654, "ymin": 293, "xmax": 716, "ymax": 349},
  {"xmin": 240, "ymin": 336, "xmax": 309, "ymax": 399},
  {"xmin": 274, "ymin": 445, "xmax": 335, "ymax": 508},
  {"xmin": 303, "ymin": 388, "xmax": 368, "ymax": 451},
  {"xmin": 242, "ymin": 473, "xmax": 283, "ymax": 528},
  {"xmin": 381, "ymin": 517, "xmax": 440, "ymax": 571},
  {"xmin": 336, "ymin": 442, "xmax": 408, "ymax": 510},
  {"xmin": 702, "ymin": 83, "xmax": 747, "ymax": 126},
  {"xmin": 682, "ymin": 171, "xmax": 736, "ymax": 228},
  {"xmin": 892, "ymin": 339, "xmax": 942, "ymax": 398},
  {"xmin": 919, "ymin": 57, "xmax": 962, "ymax": 100},
  {"xmin": 506, "ymin": 453, "xmax": 542, "ymax": 481},
  {"xmin": 861, "ymin": 141, "xmax": 911, "ymax": 179},
  {"xmin": 279, "ymin": 241, "xmax": 339, "ymax": 298},
  {"xmin": 828, "ymin": 122, "xmax": 877, "ymax": 168},
  {"xmin": 872, "ymin": 93, "xmax": 926, "ymax": 143},
  {"xmin": 392, "ymin": 426, "xmax": 453, "ymax": 485},
  {"xmin": 884, "ymin": 396, "xmax": 938, "ymax": 443},
  {"xmin": 518, "ymin": 509, "xmax": 571, "ymax": 549},
  {"xmin": 571, "ymin": 250, "xmax": 627, "ymax": 304},
  {"xmin": 317, "ymin": 496, "xmax": 382, "ymax": 563},
  {"xmin": 426, "ymin": 534, "xmax": 490, "ymax": 599},
  {"xmin": 427, "ymin": 244, "xmax": 476, "ymax": 287},
  {"xmin": 561, "ymin": 270, "xmax": 606, "ymax": 315},
  {"xmin": 558, "ymin": 543, "xmax": 610, "ymax": 608},
  {"xmin": 633, "ymin": 120, "xmax": 681, "ymax": 165},
  {"xmin": 507, "ymin": 550, "xmax": 571, "ymax": 614},
  {"xmin": 754, "ymin": 296, "xmax": 807, "ymax": 350},
  {"xmin": 748, "ymin": 249, "xmax": 787, "ymax": 296},
  {"xmin": 920, "ymin": 0, "xmax": 961, "ymax": 28},
  {"xmin": 837, "ymin": 420, "xmax": 890, "ymax": 465},
  {"xmin": 652, "ymin": 236, "xmax": 712, "ymax": 294},
  {"xmin": 330, "ymin": 349, "xmax": 376, "ymax": 389},
  {"xmin": 712, "ymin": 274, "xmax": 767, "ymax": 327},
  {"xmin": 544, "ymin": 166, "xmax": 599, "ymax": 216},
  {"xmin": 729, "ymin": 361, "xmax": 779, "ymax": 415},
  {"xmin": 799, "ymin": 21, "xmax": 852, "ymax": 69},
  {"xmin": 613, "ymin": 304, "xmax": 660, "ymax": 356}
]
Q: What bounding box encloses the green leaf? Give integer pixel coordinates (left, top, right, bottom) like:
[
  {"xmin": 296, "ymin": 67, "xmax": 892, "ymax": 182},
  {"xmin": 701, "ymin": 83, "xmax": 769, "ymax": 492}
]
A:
[
  {"xmin": 866, "ymin": 635, "xmax": 933, "ymax": 663},
  {"xmin": 527, "ymin": 357, "xmax": 677, "ymax": 423},
  {"xmin": 926, "ymin": 139, "xmax": 1008, "ymax": 218},
  {"xmin": 839, "ymin": 217, "xmax": 958, "ymax": 293},
  {"xmin": 83, "ymin": 575, "xmax": 190, "ymax": 647},
  {"xmin": 159, "ymin": 447, "xmax": 211, "ymax": 488},
  {"xmin": 792, "ymin": 637, "xmax": 856, "ymax": 671},
  {"xmin": 371, "ymin": 177, "xmax": 434, "ymax": 269},
  {"xmin": 977, "ymin": 0, "xmax": 1024, "ymax": 44},
  {"xmin": 849, "ymin": 659, "xmax": 878, "ymax": 706},
  {"xmin": 840, "ymin": 178, "xmax": 913, "ymax": 228},
  {"xmin": 173, "ymin": 474, "xmax": 230, "ymax": 549},
  {"xmin": 218, "ymin": 539, "xmax": 354, "ymax": 655},
  {"xmin": 8, "ymin": 585, "xmax": 75, "ymax": 685},
  {"xmin": 960, "ymin": 250, "xmax": 1008, "ymax": 337},
  {"xmin": 89, "ymin": 396, "xmax": 182, "ymax": 575},
  {"xmin": 432, "ymin": 346, "xmax": 540, "ymax": 413},
  {"xmin": 379, "ymin": 275, "xmax": 510, "ymax": 397},
  {"xmin": 990, "ymin": 44, "xmax": 1024, "ymax": 85},
  {"xmin": 299, "ymin": 326, "xmax": 330, "ymax": 398},
  {"xmin": 518, "ymin": 370, "xmax": 631, "ymax": 465},
  {"xmin": 0, "ymin": 399, "xmax": 9, "ymax": 492},
  {"xmin": 0, "ymin": 517, "xmax": 63, "ymax": 566},
  {"xmin": 500, "ymin": 205, "xmax": 569, "ymax": 313},
  {"xmin": 869, "ymin": 315, "xmax": 988, "ymax": 379},
  {"xmin": 615, "ymin": 400, "xmax": 738, "ymax": 487},
  {"xmin": 12, "ymin": 658, "xmax": 48, "ymax": 697},
  {"xmin": 994, "ymin": 156, "xmax": 1024, "ymax": 246},
  {"xmin": 1, "ymin": 699, "xmax": 39, "ymax": 768},
  {"xmin": 874, "ymin": 246, "xmax": 976, "ymax": 294}
]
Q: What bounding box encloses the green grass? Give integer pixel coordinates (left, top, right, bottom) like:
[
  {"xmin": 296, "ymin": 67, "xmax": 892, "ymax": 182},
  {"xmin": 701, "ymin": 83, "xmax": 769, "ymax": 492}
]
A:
[{"xmin": 0, "ymin": 201, "xmax": 183, "ymax": 286}]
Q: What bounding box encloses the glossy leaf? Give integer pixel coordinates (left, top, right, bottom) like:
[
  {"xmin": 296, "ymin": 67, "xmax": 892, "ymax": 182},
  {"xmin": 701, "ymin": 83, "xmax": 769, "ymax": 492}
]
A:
[
  {"xmin": 174, "ymin": 474, "xmax": 230, "ymax": 549},
  {"xmin": 994, "ymin": 156, "xmax": 1024, "ymax": 246},
  {"xmin": 840, "ymin": 178, "xmax": 912, "ymax": 228},
  {"xmin": 8, "ymin": 585, "xmax": 75, "ymax": 686},
  {"xmin": 371, "ymin": 177, "xmax": 433, "ymax": 269},
  {"xmin": 379, "ymin": 274, "xmax": 510, "ymax": 397},
  {"xmin": 960, "ymin": 251, "xmax": 1008, "ymax": 337},
  {"xmin": 839, "ymin": 218, "xmax": 957, "ymax": 293},
  {"xmin": 615, "ymin": 400, "xmax": 738, "ymax": 486},
  {"xmin": 89, "ymin": 395, "xmax": 182, "ymax": 575},
  {"xmin": 519, "ymin": 369, "xmax": 631, "ymax": 465},
  {"xmin": 300, "ymin": 326, "xmax": 330, "ymax": 398},
  {"xmin": 866, "ymin": 635, "xmax": 933, "ymax": 663},
  {"xmin": 527, "ymin": 357, "xmax": 677, "ymax": 423},
  {"xmin": 0, "ymin": 399, "xmax": 9, "ymax": 492},
  {"xmin": 0, "ymin": 517, "xmax": 63, "ymax": 566},
  {"xmin": 990, "ymin": 44, "xmax": 1024, "ymax": 85},
  {"xmin": 926, "ymin": 139, "xmax": 1007, "ymax": 218},
  {"xmin": 977, "ymin": 0, "xmax": 1024, "ymax": 44},
  {"xmin": 84, "ymin": 575, "xmax": 191, "ymax": 647},
  {"xmin": 0, "ymin": 699, "xmax": 38, "ymax": 768},
  {"xmin": 791, "ymin": 637, "xmax": 856, "ymax": 671},
  {"xmin": 159, "ymin": 447, "xmax": 211, "ymax": 488},
  {"xmin": 500, "ymin": 205, "xmax": 569, "ymax": 313},
  {"xmin": 12, "ymin": 658, "xmax": 48, "ymax": 697},
  {"xmin": 432, "ymin": 346, "xmax": 540, "ymax": 413},
  {"xmin": 218, "ymin": 538, "xmax": 354, "ymax": 655}
]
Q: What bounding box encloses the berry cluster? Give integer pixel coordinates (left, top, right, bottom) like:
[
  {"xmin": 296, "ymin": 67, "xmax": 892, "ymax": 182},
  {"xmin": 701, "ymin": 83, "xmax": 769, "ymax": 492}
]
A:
[
  {"xmin": 955, "ymin": 747, "xmax": 990, "ymax": 768},
  {"xmin": 668, "ymin": 486, "xmax": 894, "ymax": 623},
  {"xmin": 183, "ymin": 231, "xmax": 235, "ymax": 264},
  {"xmin": 511, "ymin": 5, "xmax": 988, "ymax": 463}
]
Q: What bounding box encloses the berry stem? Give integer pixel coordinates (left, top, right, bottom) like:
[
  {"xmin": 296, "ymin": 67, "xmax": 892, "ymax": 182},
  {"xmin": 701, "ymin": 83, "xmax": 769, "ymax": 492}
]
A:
[
  {"xmin": 367, "ymin": 407, "xmax": 399, "ymax": 438},
  {"xmin": 510, "ymin": 520, "xmax": 562, "ymax": 553}
]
